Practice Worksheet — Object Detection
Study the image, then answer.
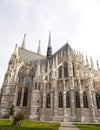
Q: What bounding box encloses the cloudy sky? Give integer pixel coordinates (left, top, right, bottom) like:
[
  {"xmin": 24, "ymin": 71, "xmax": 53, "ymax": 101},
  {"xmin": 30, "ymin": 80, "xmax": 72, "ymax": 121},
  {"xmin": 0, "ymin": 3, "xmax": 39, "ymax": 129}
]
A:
[{"xmin": 0, "ymin": 0, "xmax": 100, "ymax": 88}]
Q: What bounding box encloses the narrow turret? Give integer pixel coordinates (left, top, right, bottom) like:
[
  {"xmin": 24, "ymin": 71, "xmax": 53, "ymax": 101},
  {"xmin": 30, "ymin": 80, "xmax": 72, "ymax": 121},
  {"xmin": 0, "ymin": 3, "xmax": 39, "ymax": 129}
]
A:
[
  {"xmin": 37, "ymin": 40, "xmax": 41, "ymax": 55},
  {"xmin": 21, "ymin": 33, "xmax": 26, "ymax": 49},
  {"xmin": 47, "ymin": 32, "xmax": 52, "ymax": 58}
]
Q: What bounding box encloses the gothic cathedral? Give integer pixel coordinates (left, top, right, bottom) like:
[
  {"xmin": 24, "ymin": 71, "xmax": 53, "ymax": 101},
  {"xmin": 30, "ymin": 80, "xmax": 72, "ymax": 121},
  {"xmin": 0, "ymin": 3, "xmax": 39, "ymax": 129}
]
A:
[{"xmin": 0, "ymin": 33, "xmax": 100, "ymax": 122}]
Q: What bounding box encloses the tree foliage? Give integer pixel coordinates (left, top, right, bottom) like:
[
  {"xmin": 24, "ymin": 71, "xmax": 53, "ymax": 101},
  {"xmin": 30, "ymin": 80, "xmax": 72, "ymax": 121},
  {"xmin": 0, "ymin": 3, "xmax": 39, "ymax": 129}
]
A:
[{"xmin": 12, "ymin": 111, "xmax": 25, "ymax": 126}]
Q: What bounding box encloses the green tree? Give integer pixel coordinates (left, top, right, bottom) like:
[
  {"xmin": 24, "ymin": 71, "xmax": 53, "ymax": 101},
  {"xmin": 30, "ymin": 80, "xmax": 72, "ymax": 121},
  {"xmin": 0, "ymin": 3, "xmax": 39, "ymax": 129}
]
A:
[{"xmin": 12, "ymin": 111, "xmax": 25, "ymax": 126}]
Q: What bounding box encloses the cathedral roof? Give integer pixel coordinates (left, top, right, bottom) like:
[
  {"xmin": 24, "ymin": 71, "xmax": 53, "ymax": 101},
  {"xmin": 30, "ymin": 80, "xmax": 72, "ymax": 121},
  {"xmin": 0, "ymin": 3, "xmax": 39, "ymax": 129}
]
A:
[
  {"xmin": 54, "ymin": 43, "xmax": 73, "ymax": 56},
  {"xmin": 18, "ymin": 47, "xmax": 45, "ymax": 63}
]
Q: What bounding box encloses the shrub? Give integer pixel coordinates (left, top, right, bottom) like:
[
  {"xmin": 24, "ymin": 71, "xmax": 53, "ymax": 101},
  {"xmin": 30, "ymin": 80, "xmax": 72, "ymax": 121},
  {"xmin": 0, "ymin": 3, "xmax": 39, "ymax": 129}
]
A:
[
  {"xmin": 9, "ymin": 105, "xmax": 14, "ymax": 116},
  {"xmin": 3, "ymin": 114, "xmax": 9, "ymax": 119},
  {"xmin": 12, "ymin": 111, "xmax": 25, "ymax": 126}
]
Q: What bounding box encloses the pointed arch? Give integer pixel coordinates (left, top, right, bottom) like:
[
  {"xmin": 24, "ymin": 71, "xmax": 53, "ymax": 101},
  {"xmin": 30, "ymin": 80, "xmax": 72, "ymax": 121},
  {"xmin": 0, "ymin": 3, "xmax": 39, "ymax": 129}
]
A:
[
  {"xmin": 46, "ymin": 94, "xmax": 51, "ymax": 108},
  {"xmin": 16, "ymin": 87, "xmax": 22, "ymax": 106},
  {"xmin": 64, "ymin": 63, "xmax": 68, "ymax": 77},
  {"xmin": 66, "ymin": 91, "xmax": 70, "ymax": 108},
  {"xmin": 75, "ymin": 91, "xmax": 80, "ymax": 108},
  {"xmin": 58, "ymin": 66, "xmax": 62, "ymax": 78},
  {"xmin": 35, "ymin": 82, "xmax": 37, "ymax": 90},
  {"xmin": 59, "ymin": 92, "xmax": 63, "ymax": 108},
  {"xmin": 73, "ymin": 63, "xmax": 75, "ymax": 77},
  {"xmin": 96, "ymin": 93, "xmax": 100, "ymax": 109},
  {"xmin": 23, "ymin": 87, "xmax": 28, "ymax": 106},
  {"xmin": 83, "ymin": 91, "xmax": 88, "ymax": 108},
  {"xmin": 38, "ymin": 82, "xmax": 41, "ymax": 90}
]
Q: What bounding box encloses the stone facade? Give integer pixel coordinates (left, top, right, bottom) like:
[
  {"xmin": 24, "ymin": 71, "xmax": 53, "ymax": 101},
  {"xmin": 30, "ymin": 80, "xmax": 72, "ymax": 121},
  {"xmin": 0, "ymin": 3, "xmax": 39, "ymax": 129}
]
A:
[{"xmin": 0, "ymin": 34, "xmax": 100, "ymax": 122}]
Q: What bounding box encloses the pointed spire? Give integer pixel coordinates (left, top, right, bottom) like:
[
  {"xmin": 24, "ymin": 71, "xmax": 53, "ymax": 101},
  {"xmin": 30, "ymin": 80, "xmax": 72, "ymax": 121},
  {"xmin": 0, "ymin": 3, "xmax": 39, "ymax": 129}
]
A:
[
  {"xmin": 37, "ymin": 40, "xmax": 41, "ymax": 55},
  {"xmin": 81, "ymin": 52, "xmax": 85, "ymax": 64},
  {"xmin": 67, "ymin": 40, "xmax": 68, "ymax": 44},
  {"xmin": 14, "ymin": 44, "xmax": 18, "ymax": 57},
  {"xmin": 48, "ymin": 31, "xmax": 51, "ymax": 47},
  {"xmin": 47, "ymin": 31, "xmax": 52, "ymax": 58},
  {"xmin": 96, "ymin": 60, "xmax": 99, "ymax": 70},
  {"xmin": 35, "ymin": 60, "xmax": 41, "ymax": 78},
  {"xmin": 90, "ymin": 56, "xmax": 94, "ymax": 69},
  {"xmin": 86, "ymin": 55, "xmax": 90, "ymax": 67},
  {"xmin": 22, "ymin": 33, "xmax": 26, "ymax": 49}
]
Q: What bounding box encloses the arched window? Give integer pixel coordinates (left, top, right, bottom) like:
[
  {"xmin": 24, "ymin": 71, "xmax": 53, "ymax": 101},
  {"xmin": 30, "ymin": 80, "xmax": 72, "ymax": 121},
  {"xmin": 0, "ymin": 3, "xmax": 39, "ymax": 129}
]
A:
[
  {"xmin": 83, "ymin": 92, "xmax": 88, "ymax": 108},
  {"xmin": 96, "ymin": 93, "xmax": 100, "ymax": 109},
  {"xmin": 59, "ymin": 92, "xmax": 63, "ymax": 108},
  {"xmin": 23, "ymin": 87, "xmax": 28, "ymax": 106},
  {"xmin": 64, "ymin": 63, "xmax": 68, "ymax": 77},
  {"xmin": 38, "ymin": 82, "xmax": 41, "ymax": 90},
  {"xmin": 41, "ymin": 94, "xmax": 43, "ymax": 108},
  {"xmin": 73, "ymin": 63, "xmax": 75, "ymax": 77},
  {"xmin": 75, "ymin": 92, "xmax": 80, "ymax": 108},
  {"xmin": 66, "ymin": 91, "xmax": 70, "ymax": 108},
  {"xmin": 58, "ymin": 66, "xmax": 62, "ymax": 78},
  {"xmin": 46, "ymin": 94, "xmax": 50, "ymax": 108},
  {"xmin": 49, "ymin": 72, "xmax": 52, "ymax": 80},
  {"xmin": 16, "ymin": 87, "xmax": 22, "ymax": 106},
  {"xmin": 35, "ymin": 82, "xmax": 37, "ymax": 90}
]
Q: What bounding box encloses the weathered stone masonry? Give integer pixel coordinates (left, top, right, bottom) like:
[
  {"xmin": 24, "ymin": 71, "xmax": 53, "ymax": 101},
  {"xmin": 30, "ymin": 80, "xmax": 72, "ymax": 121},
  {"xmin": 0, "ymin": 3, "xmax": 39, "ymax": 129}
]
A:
[{"xmin": 0, "ymin": 34, "xmax": 100, "ymax": 122}]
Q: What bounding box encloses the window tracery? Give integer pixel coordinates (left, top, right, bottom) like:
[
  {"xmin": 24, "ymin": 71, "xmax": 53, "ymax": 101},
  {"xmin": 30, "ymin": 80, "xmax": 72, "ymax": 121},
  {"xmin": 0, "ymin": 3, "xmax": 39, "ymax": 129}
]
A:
[
  {"xmin": 75, "ymin": 91, "xmax": 80, "ymax": 108},
  {"xmin": 46, "ymin": 94, "xmax": 50, "ymax": 108},
  {"xmin": 16, "ymin": 87, "xmax": 22, "ymax": 106},
  {"xmin": 59, "ymin": 92, "xmax": 63, "ymax": 108},
  {"xmin": 83, "ymin": 91, "xmax": 88, "ymax": 108}
]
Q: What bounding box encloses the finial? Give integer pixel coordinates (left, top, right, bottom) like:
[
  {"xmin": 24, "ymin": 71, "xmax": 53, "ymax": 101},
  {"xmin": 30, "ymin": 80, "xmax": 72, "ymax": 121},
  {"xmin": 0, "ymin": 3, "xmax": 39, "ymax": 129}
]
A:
[
  {"xmin": 37, "ymin": 40, "xmax": 41, "ymax": 55},
  {"xmin": 14, "ymin": 44, "xmax": 18, "ymax": 56},
  {"xmin": 90, "ymin": 56, "xmax": 94, "ymax": 69},
  {"xmin": 81, "ymin": 52, "xmax": 84, "ymax": 64},
  {"xmin": 22, "ymin": 33, "xmax": 26, "ymax": 49},
  {"xmin": 86, "ymin": 55, "xmax": 90, "ymax": 67},
  {"xmin": 96, "ymin": 60, "xmax": 99, "ymax": 70}
]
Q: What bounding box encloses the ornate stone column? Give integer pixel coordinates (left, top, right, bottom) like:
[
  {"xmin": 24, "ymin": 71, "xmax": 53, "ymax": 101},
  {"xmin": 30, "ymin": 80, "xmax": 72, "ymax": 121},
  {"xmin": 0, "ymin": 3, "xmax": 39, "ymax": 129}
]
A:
[
  {"xmin": 51, "ymin": 89, "xmax": 54, "ymax": 119},
  {"xmin": 78, "ymin": 79, "xmax": 84, "ymax": 122},
  {"xmin": 20, "ymin": 87, "xmax": 24, "ymax": 107},
  {"xmin": 80, "ymin": 91, "xmax": 85, "ymax": 122},
  {"xmin": 40, "ymin": 83, "xmax": 46, "ymax": 121},
  {"xmin": 53, "ymin": 81, "xmax": 58, "ymax": 121},
  {"xmin": 88, "ymin": 77, "xmax": 97, "ymax": 123},
  {"xmin": 89, "ymin": 90, "xmax": 97, "ymax": 122},
  {"xmin": 13, "ymin": 85, "xmax": 18, "ymax": 106},
  {"xmin": 63, "ymin": 79, "xmax": 67, "ymax": 121},
  {"xmin": 71, "ymin": 88, "xmax": 76, "ymax": 121},
  {"xmin": 92, "ymin": 90, "xmax": 97, "ymax": 116}
]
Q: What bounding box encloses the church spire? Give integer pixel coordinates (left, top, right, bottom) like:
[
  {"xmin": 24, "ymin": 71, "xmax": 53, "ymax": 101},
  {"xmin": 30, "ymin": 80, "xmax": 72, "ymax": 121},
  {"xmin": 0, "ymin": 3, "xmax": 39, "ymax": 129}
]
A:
[
  {"xmin": 48, "ymin": 31, "xmax": 51, "ymax": 47},
  {"xmin": 21, "ymin": 33, "xmax": 26, "ymax": 49},
  {"xmin": 47, "ymin": 31, "xmax": 52, "ymax": 58},
  {"xmin": 14, "ymin": 44, "xmax": 18, "ymax": 57},
  {"xmin": 37, "ymin": 40, "xmax": 41, "ymax": 55}
]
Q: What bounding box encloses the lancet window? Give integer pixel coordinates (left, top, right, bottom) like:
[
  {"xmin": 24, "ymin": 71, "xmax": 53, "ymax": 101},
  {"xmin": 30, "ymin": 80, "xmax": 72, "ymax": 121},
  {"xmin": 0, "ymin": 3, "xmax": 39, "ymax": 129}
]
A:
[
  {"xmin": 96, "ymin": 93, "xmax": 100, "ymax": 109},
  {"xmin": 16, "ymin": 87, "xmax": 22, "ymax": 106},
  {"xmin": 66, "ymin": 91, "xmax": 70, "ymax": 108},
  {"xmin": 83, "ymin": 91, "xmax": 88, "ymax": 108},
  {"xmin": 58, "ymin": 66, "xmax": 62, "ymax": 78},
  {"xmin": 64, "ymin": 63, "xmax": 68, "ymax": 77},
  {"xmin": 23, "ymin": 87, "xmax": 28, "ymax": 106},
  {"xmin": 59, "ymin": 92, "xmax": 63, "ymax": 108},
  {"xmin": 75, "ymin": 91, "xmax": 80, "ymax": 108},
  {"xmin": 46, "ymin": 94, "xmax": 51, "ymax": 108}
]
